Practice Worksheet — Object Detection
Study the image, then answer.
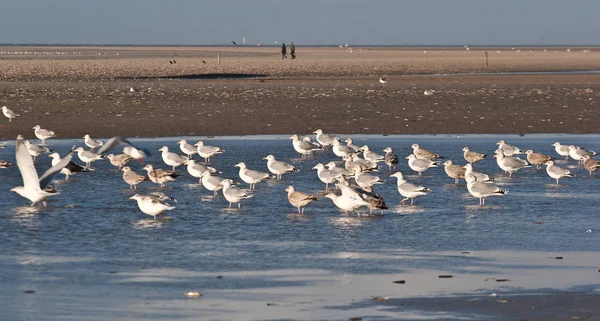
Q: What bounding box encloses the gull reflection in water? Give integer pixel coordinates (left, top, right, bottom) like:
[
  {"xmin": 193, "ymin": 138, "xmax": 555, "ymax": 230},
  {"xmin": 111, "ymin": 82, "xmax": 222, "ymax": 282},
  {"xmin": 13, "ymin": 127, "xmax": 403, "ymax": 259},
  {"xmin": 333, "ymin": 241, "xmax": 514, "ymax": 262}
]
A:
[
  {"xmin": 11, "ymin": 206, "xmax": 41, "ymax": 225},
  {"xmin": 132, "ymin": 219, "xmax": 165, "ymax": 229}
]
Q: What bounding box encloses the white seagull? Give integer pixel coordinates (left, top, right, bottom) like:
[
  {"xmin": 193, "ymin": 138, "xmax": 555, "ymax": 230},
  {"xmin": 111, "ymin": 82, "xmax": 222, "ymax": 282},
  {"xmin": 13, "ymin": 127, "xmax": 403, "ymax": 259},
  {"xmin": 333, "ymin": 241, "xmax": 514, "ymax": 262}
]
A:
[
  {"xmin": 324, "ymin": 184, "xmax": 369, "ymax": 214},
  {"xmin": 83, "ymin": 134, "xmax": 103, "ymax": 150},
  {"xmin": 465, "ymin": 174, "xmax": 507, "ymax": 206},
  {"xmin": 235, "ymin": 162, "xmax": 270, "ymax": 189},
  {"xmin": 390, "ymin": 171, "xmax": 431, "ymax": 205},
  {"xmin": 185, "ymin": 159, "xmax": 220, "ymax": 184},
  {"xmin": 264, "ymin": 155, "xmax": 298, "ymax": 180},
  {"xmin": 312, "ymin": 163, "xmax": 343, "ymax": 190},
  {"xmin": 2, "ymin": 106, "xmax": 20, "ymax": 122},
  {"xmin": 313, "ymin": 129, "xmax": 336, "ymax": 147},
  {"xmin": 551, "ymin": 142, "xmax": 570, "ymax": 160},
  {"xmin": 48, "ymin": 152, "xmax": 88, "ymax": 180},
  {"xmin": 129, "ymin": 194, "xmax": 175, "ymax": 220},
  {"xmin": 200, "ymin": 171, "xmax": 227, "ymax": 196},
  {"xmin": 73, "ymin": 147, "xmax": 103, "ymax": 169},
  {"xmin": 494, "ymin": 149, "xmax": 529, "ymax": 177},
  {"xmin": 158, "ymin": 146, "xmax": 187, "ymax": 170},
  {"xmin": 194, "ymin": 141, "xmax": 225, "ymax": 163},
  {"xmin": 33, "ymin": 125, "xmax": 56, "ymax": 145},
  {"xmin": 290, "ymin": 134, "xmax": 322, "ymax": 157},
  {"xmin": 545, "ymin": 160, "xmax": 574, "ymax": 184},
  {"xmin": 406, "ymin": 154, "xmax": 439, "ymax": 176},
  {"xmin": 221, "ymin": 179, "xmax": 253, "ymax": 208},
  {"xmin": 177, "ymin": 139, "xmax": 198, "ymax": 158},
  {"xmin": 496, "ymin": 140, "xmax": 522, "ymax": 156}
]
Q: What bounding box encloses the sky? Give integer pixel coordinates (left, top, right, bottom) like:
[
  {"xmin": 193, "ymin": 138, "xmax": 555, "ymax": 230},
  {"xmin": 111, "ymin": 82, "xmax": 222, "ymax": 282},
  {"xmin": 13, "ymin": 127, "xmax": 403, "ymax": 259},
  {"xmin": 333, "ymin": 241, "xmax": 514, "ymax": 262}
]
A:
[{"xmin": 1, "ymin": 0, "xmax": 598, "ymax": 46}]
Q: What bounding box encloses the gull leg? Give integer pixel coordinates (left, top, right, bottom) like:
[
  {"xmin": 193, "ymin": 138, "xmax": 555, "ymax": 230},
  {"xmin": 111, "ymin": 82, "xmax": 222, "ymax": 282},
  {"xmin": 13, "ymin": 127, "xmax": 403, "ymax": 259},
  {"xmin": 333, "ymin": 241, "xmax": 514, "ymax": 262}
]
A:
[
  {"xmin": 556, "ymin": 178, "xmax": 559, "ymax": 184},
  {"xmin": 325, "ymin": 183, "xmax": 329, "ymax": 190},
  {"xmin": 455, "ymin": 178, "xmax": 459, "ymax": 184},
  {"xmin": 400, "ymin": 198, "xmax": 408, "ymax": 204},
  {"xmin": 214, "ymin": 190, "xmax": 218, "ymax": 196},
  {"xmin": 410, "ymin": 198, "xmax": 414, "ymax": 205},
  {"xmin": 418, "ymin": 171, "xmax": 422, "ymax": 176},
  {"xmin": 229, "ymin": 202, "xmax": 232, "ymax": 208},
  {"xmin": 297, "ymin": 207, "xmax": 301, "ymax": 214},
  {"xmin": 238, "ymin": 203, "xmax": 241, "ymax": 209}
]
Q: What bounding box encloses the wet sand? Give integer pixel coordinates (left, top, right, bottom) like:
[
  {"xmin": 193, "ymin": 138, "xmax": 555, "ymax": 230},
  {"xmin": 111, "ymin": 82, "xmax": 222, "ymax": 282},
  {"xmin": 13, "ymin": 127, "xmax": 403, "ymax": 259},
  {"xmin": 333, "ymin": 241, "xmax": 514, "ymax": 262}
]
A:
[{"xmin": 1, "ymin": 46, "xmax": 599, "ymax": 139}]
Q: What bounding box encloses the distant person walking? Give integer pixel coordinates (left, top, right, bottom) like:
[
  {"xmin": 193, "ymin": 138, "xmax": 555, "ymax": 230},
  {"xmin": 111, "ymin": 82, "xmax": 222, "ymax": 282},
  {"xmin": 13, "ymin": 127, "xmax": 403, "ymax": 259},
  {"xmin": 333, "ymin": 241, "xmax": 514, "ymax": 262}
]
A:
[
  {"xmin": 281, "ymin": 43, "xmax": 287, "ymax": 59},
  {"xmin": 290, "ymin": 41, "xmax": 296, "ymax": 59}
]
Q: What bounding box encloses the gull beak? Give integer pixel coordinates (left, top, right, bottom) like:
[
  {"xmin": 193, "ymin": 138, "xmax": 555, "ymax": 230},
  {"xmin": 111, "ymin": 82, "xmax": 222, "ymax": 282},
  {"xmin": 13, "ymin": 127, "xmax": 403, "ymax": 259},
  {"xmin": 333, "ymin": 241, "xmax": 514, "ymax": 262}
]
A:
[
  {"xmin": 493, "ymin": 155, "xmax": 497, "ymax": 158},
  {"xmin": 313, "ymin": 131, "xmax": 318, "ymax": 134},
  {"xmin": 405, "ymin": 156, "xmax": 410, "ymax": 159},
  {"xmin": 312, "ymin": 166, "xmax": 317, "ymax": 170},
  {"xmin": 262, "ymin": 157, "xmax": 268, "ymax": 160},
  {"xmin": 128, "ymin": 196, "xmax": 135, "ymax": 200}
]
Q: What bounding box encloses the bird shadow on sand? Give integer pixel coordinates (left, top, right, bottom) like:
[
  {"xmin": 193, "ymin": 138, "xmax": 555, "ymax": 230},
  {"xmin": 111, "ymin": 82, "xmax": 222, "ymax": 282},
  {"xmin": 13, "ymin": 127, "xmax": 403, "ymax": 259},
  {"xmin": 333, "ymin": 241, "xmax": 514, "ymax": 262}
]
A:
[{"xmin": 120, "ymin": 73, "xmax": 266, "ymax": 80}]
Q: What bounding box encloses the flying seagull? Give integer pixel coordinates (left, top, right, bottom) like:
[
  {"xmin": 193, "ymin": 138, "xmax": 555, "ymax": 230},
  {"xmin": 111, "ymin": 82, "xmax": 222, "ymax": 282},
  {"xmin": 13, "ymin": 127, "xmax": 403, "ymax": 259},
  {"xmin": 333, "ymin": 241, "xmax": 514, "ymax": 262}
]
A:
[{"xmin": 96, "ymin": 136, "xmax": 151, "ymax": 162}]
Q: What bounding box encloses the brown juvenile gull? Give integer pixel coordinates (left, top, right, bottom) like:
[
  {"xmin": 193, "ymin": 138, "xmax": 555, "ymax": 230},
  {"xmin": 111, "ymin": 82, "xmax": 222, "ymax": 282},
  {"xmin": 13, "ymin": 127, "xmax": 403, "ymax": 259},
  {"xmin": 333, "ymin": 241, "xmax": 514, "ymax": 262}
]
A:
[
  {"xmin": 285, "ymin": 185, "xmax": 319, "ymax": 214},
  {"xmin": 121, "ymin": 166, "xmax": 147, "ymax": 189},
  {"xmin": 545, "ymin": 160, "xmax": 575, "ymax": 184},
  {"xmin": 411, "ymin": 143, "xmax": 443, "ymax": 160},
  {"xmin": 462, "ymin": 147, "xmax": 487, "ymax": 164},
  {"xmin": 107, "ymin": 153, "xmax": 133, "ymax": 169},
  {"xmin": 33, "ymin": 125, "xmax": 56, "ymax": 145},
  {"xmin": 525, "ymin": 150, "xmax": 553, "ymax": 170},
  {"xmin": 143, "ymin": 164, "xmax": 179, "ymax": 187},
  {"xmin": 583, "ymin": 155, "xmax": 600, "ymax": 176},
  {"xmin": 443, "ymin": 160, "xmax": 466, "ymax": 184},
  {"xmin": 383, "ymin": 147, "xmax": 399, "ymax": 171}
]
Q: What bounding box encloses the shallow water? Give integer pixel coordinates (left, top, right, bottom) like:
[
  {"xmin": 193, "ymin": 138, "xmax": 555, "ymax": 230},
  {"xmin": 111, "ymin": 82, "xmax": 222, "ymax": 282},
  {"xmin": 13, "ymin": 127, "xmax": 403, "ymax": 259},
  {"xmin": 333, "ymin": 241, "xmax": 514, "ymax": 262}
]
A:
[{"xmin": 1, "ymin": 134, "xmax": 599, "ymax": 320}]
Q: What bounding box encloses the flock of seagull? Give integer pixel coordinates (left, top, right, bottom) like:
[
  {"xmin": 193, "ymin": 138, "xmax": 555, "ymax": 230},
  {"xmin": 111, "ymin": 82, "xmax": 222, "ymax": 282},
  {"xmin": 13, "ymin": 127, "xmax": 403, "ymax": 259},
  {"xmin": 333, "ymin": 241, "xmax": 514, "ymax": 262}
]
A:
[{"xmin": 2, "ymin": 109, "xmax": 600, "ymax": 219}]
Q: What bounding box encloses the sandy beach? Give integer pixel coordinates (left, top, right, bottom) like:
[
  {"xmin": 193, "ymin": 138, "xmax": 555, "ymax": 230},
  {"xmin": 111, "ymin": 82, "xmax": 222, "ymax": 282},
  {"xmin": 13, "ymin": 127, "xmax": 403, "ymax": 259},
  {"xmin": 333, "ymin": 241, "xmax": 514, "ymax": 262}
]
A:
[{"xmin": 1, "ymin": 46, "xmax": 600, "ymax": 139}]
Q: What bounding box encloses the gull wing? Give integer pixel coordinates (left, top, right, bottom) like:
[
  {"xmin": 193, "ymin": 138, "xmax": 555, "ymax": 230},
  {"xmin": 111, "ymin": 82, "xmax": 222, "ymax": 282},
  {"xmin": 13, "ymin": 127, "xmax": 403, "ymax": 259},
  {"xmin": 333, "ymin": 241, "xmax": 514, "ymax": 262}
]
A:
[
  {"xmin": 15, "ymin": 135, "xmax": 41, "ymax": 190},
  {"xmin": 39, "ymin": 153, "xmax": 73, "ymax": 189},
  {"xmin": 97, "ymin": 136, "xmax": 150, "ymax": 158}
]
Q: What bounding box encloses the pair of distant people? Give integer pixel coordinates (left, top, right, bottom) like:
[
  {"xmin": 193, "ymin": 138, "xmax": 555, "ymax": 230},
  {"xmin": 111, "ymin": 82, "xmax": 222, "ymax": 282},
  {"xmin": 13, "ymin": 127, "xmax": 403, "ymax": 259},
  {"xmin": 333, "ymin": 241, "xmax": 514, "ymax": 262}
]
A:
[{"xmin": 281, "ymin": 42, "xmax": 295, "ymax": 59}]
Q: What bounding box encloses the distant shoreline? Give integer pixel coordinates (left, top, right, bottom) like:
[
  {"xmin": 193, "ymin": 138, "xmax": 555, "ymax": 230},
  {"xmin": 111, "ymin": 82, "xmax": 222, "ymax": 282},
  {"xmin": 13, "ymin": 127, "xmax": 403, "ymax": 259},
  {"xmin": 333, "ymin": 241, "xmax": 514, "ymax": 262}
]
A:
[{"xmin": 1, "ymin": 43, "xmax": 600, "ymax": 48}]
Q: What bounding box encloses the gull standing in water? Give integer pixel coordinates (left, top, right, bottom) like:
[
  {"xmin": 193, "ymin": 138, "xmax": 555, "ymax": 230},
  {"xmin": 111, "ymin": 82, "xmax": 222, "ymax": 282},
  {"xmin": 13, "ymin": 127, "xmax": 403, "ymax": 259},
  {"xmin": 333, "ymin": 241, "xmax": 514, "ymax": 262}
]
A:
[
  {"xmin": 143, "ymin": 164, "xmax": 179, "ymax": 187},
  {"xmin": 11, "ymin": 135, "xmax": 71, "ymax": 206},
  {"xmin": 568, "ymin": 145, "xmax": 597, "ymax": 165},
  {"xmin": 332, "ymin": 139, "xmax": 355, "ymax": 159},
  {"xmin": 494, "ymin": 149, "xmax": 528, "ymax": 177},
  {"xmin": 551, "ymin": 142, "xmax": 571, "ymax": 160},
  {"xmin": 496, "ymin": 140, "xmax": 522, "ymax": 156},
  {"xmin": 2, "ymin": 106, "xmax": 20, "ymax": 122},
  {"xmin": 462, "ymin": 147, "xmax": 487, "ymax": 165},
  {"xmin": 344, "ymin": 154, "xmax": 379, "ymax": 173},
  {"xmin": 290, "ymin": 134, "xmax": 322, "ymax": 157},
  {"xmin": 235, "ymin": 162, "xmax": 270, "ymax": 189},
  {"xmin": 362, "ymin": 145, "xmax": 385, "ymax": 163},
  {"xmin": 354, "ymin": 168, "xmax": 384, "ymax": 189},
  {"xmin": 177, "ymin": 139, "xmax": 197, "ymax": 158},
  {"xmin": 221, "ymin": 179, "xmax": 253, "ymax": 208},
  {"xmin": 264, "ymin": 155, "xmax": 298, "ymax": 180},
  {"xmin": 200, "ymin": 171, "xmax": 227, "ymax": 196},
  {"xmin": 106, "ymin": 153, "xmax": 133, "ymax": 169},
  {"xmin": 582, "ymin": 155, "xmax": 600, "ymax": 176},
  {"xmin": 313, "ymin": 163, "xmax": 342, "ymax": 190},
  {"xmin": 411, "ymin": 144, "xmax": 443, "ymax": 160},
  {"xmin": 390, "ymin": 172, "xmax": 431, "ymax": 205},
  {"xmin": 383, "ymin": 147, "xmax": 399, "ymax": 171},
  {"xmin": 443, "ymin": 160, "xmax": 466, "ymax": 184},
  {"xmin": 525, "ymin": 150, "xmax": 553, "ymax": 170},
  {"xmin": 121, "ymin": 166, "xmax": 147, "ymax": 189},
  {"xmin": 33, "ymin": 125, "xmax": 56, "ymax": 145},
  {"xmin": 185, "ymin": 159, "xmax": 220, "ymax": 184},
  {"xmin": 194, "ymin": 141, "xmax": 225, "ymax": 163},
  {"xmin": 545, "ymin": 160, "xmax": 574, "ymax": 184},
  {"xmin": 129, "ymin": 194, "xmax": 175, "ymax": 220},
  {"xmin": 326, "ymin": 161, "xmax": 353, "ymax": 177},
  {"xmin": 73, "ymin": 147, "xmax": 103, "ymax": 169},
  {"xmin": 97, "ymin": 136, "xmax": 150, "ymax": 163},
  {"xmin": 463, "ymin": 164, "xmax": 494, "ymax": 182},
  {"xmin": 379, "ymin": 77, "xmax": 388, "ymax": 85},
  {"xmin": 83, "ymin": 134, "xmax": 103, "ymax": 151},
  {"xmin": 345, "ymin": 138, "xmax": 361, "ymax": 152},
  {"xmin": 465, "ymin": 174, "xmax": 507, "ymax": 206},
  {"xmin": 48, "ymin": 152, "xmax": 88, "ymax": 180},
  {"xmin": 313, "ymin": 129, "xmax": 336, "ymax": 148},
  {"xmin": 336, "ymin": 176, "xmax": 387, "ymax": 214},
  {"xmin": 324, "ymin": 184, "xmax": 369, "ymax": 214},
  {"xmin": 24, "ymin": 140, "xmax": 52, "ymax": 160},
  {"xmin": 406, "ymin": 154, "xmax": 439, "ymax": 176},
  {"xmin": 285, "ymin": 185, "xmax": 319, "ymax": 213},
  {"xmin": 158, "ymin": 146, "xmax": 187, "ymax": 170}
]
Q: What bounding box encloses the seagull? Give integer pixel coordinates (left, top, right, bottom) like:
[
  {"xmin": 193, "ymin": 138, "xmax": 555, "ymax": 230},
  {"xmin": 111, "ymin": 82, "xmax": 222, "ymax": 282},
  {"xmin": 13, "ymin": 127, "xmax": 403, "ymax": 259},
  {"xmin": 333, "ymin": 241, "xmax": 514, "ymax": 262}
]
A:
[
  {"xmin": 0, "ymin": 160, "xmax": 13, "ymax": 168},
  {"xmin": 335, "ymin": 176, "xmax": 387, "ymax": 214},
  {"xmin": 325, "ymin": 161, "xmax": 353, "ymax": 177},
  {"xmin": 313, "ymin": 129, "xmax": 336, "ymax": 147},
  {"xmin": 406, "ymin": 154, "xmax": 439, "ymax": 176},
  {"xmin": 83, "ymin": 134, "xmax": 103, "ymax": 150},
  {"xmin": 463, "ymin": 163, "xmax": 494, "ymax": 182},
  {"xmin": 344, "ymin": 154, "xmax": 379, "ymax": 173},
  {"xmin": 23, "ymin": 140, "xmax": 52, "ymax": 160},
  {"xmin": 353, "ymin": 168, "xmax": 384, "ymax": 189},
  {"xmin": 465, "ymin": 174, "xmax": 508, "ymax": 206},
  {"xmin": 313, "ymin": 163, "xmax": 343, "ymax": 190},
  {"xmin": 568, "ymin": 145, "xmax": 597, "ymax": 165},
  {"xmin": 379, "ymin": 77, "xmax": 388, "ymax": 84},
  {"xmin": 11, "ymin": 135, "xmax": 71, "ymax": 206},
  {"xmin": 200, "ymin": 171, "xmax": 227, "ymax": 196},
  {"xmin": 332, "ymin": 139, "xmax": 355, "ymax": 158},
  {"xmin": 290, "ymin": 134, "xmax": 322, "ymax": 157},
  {"xmin": 121, "ymin": 166, "xmax": 147, "ymax": 189},
  {"xmin": 97, "ymin": 136, "xmax": 151, "ymax": 163},
  {"xmin": 2, "ymin": 106, "xmax": 20, "ymax": 122},
  {"xmin": 411, "ymin": 144, "xmax": 443, "ymax": 160},
  {"xmin": 390, "ymin": 172, "xmax": 431, "ymax": 205},
  {"xmin": 582, "ymin": 155, "xmax": 600, "ymax": 176},
  {"xmin": 525, "ymin": 150, "xmax": 553, "ymax": 170},
  {"xmin": 177, "ymin": 139, "xmax": 197, "ymax": 158},
  {"xmin": 443, "ymin": 160, "xmax": 466, "ymax": 184},
  {"xmin": 129, "ymin": 194, "xmax": 175, "ymax": 220},
  {"xmin": 551, "ymin": 142, "xmax": 571, "ymax": 160},
  {"xmin": 383, "ymin": 147, "xmax": 399, "ymax": 171},
  {"xmin": 264, "ymin": 155, "xmax": 298, "ymax": 180},
  {"xmin": 48, "ymin": 152, "xmax": 89, "ymax": 180},
  {"xmin": 462, "ymin": 147, "xmax": 487, "ymax": 164},
  {"xmin": 545, "ymin": 160, "xmax": 574, "ymax": 184},
  {"xmin": 143, "ymin": 164, "xmax": 179, "ymax": 187},
  {"xmin": 221, "ymin": 179, "xmax": 253, "ymax": 208},
  {"xmin": 33, "ymin": 125, "xmax": 56, "ymax": 145},
  {"xmin": 194, "ymin": 141, "xmax": 225, "ymax": 163},
  {"xmin": 493, "ymin": 149, "xmax": 529, "ymax": 177},
  {"xmin": 423, "ymin": 90, "xmax": 435, "ymax": 96},
  {"xmin": 235, "ymin": 162, "xmax": 270, "ymax": 189},
  {"xmin": 324, "ymin": 184, "xmax": 369, "ymax": 214},
  {"xmin": 285, "ymin": 186, "xmax": 319, "ymax": 214},
  {"xmin": 129, "ymin": 87, "xmax": 135, "ymax": 93},
  {"xmin": 344, "ymin": 138, "xmax": 361, "ymax": 152},
  {"xmin": 496, "ymin": 140, "xmax": 522, "ymax": 156},
  {"xmin": 73, "ymin": 147, "xmax": 103, "ymax": 169},
  {"xmin": 158, "ymin": 146, "xmax": 187, "ymax": 170},
  {"xmin": 361, "ymin": 145, "xmax": 385, "ymax": 163},
  {"xmin": 106, "ymin": 153, "xmax": 133, "ymax": 169},
  {"xmin": 185, "ymin": 159, "xmax": 220, "ymax": 184},
  {"xmin": 148, "ymin": 192, "xmax": 177, "ymax": 203}
]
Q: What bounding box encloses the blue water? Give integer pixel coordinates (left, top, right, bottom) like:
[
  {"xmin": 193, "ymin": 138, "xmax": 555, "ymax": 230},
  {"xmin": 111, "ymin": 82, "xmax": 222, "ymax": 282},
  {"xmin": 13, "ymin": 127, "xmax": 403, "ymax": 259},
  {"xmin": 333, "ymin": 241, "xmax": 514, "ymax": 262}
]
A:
[{"xmin": 1, "ymin": 134, "xmax": 599, "ymax": 320}]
